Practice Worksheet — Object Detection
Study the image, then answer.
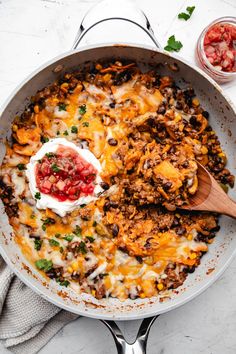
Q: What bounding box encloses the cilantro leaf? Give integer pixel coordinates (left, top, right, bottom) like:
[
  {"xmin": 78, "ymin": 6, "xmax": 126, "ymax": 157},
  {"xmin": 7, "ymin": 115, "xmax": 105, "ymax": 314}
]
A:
[
  {"xmin": 56, "ymin": 278, "xmax": 70, "ymax": 287},
  {"xmin": 82, "ymin": 122, "xmax": 89, "ymax": 127},
  {"xmin": 35, "ymin": 192, "xmax": 41, "ymax": 200},
  {"xmin": 35, "ymin": 259, "xmax": 53, "ymax": 272},
  {"xmin": 178, "ymin": 12, "xmax": 190, "ymax": 20},
  {"xmin": 49, "ymin": 239, "xmax": 60, "ymax": 247},
  {"xmin": 74, "ymin": 225, "xmax": 81, "ymax": 237},
  {"xmin": 34, "ymin": 239, "xmax": 43, "ymax": 251},
  {"xmin": 164, "ymin": 35, "xmax": 183, "ymax": 52},
  {"xmin": 63, "ymin": 234, "xmax": 74, "ymax": 242},
  {"xmin": 86, "ymin": 236, "xmax": 95, "ymax": 243},
  {"xmin": 79, "ymin": 104, "xmax": 86, "ymax": 115},
  {"xmin": 51, "ymin": 163, "xmax": 60, "ymax": 173},
  {"xmin": 77, "ymin": 241, "xmax": 87, "ymax": 254},
  {"xmin": 187, "ymin": 6, "xmax": 195, "ymax": 15},
  {"xmin": 71, "ymin": 126, "xmax": 78, "ymax": 134},
  {"xmin": 58, "ymin": 103, "xmax": 68, "ymax": 111},
  {"xmin": 17, "ymin": 163, "xmax": 25, "ymax": 171},
  {"xmin": 178, "ymin": 6, "xmax": 195, "ymax": 21}
]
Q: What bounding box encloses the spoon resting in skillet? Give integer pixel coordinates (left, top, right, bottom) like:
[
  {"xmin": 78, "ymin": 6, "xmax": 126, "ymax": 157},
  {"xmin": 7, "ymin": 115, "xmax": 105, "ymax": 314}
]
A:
[{"xmin": 182, "ymin": 163, "xmax": 236, "ymax": 218}]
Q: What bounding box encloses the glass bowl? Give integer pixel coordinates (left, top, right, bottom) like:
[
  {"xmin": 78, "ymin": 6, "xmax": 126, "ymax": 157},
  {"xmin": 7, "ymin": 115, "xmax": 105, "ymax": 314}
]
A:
[{"xmin": 196, "ymin": 17, "xmax": 236, "ymax": 83}]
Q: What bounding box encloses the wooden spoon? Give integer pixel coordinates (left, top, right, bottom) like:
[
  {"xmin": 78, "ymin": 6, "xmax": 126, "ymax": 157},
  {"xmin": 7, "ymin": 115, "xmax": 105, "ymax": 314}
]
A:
[{"xmin": 182, "ymin": 163, "xmax": 236, "ymax": 218}]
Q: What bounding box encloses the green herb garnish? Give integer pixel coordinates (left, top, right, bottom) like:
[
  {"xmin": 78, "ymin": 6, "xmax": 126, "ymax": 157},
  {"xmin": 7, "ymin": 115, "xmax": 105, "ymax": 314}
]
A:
[
  {"xmin": 41, "ymin": 136, "xmax": 49, "ymax": 143},
  {"xmin": 34, "ymin": 239, "xmax": 43, "ymax": 251},
  {"xmin": 56, "ymin": 279, "xmax": 70, "ymax": 287},
  {"xmin": 92, "ymin": 221, "xmax": 97, "ymax": 227},
  {"xmin": 164, "ymin": 35, "xmax": 183, "ymax": 52},
  {"xmin": 79, "ymin": 104, "xmax": 86, "ymax": 115},
  {"xmin": 82, "ymin": 122, "xmax": 89, "ymax": 127},
  {"xmin": 45, "ymin": 152, "xmax": 55, "ymax": 158},
  {"xmin": 63, "ymin": 234, "xmax": 74, "ymax": 242},
  {"xmin": 59, "ymin": 246, "xmax": 64, "ymax": 254},
  {"xmin": 35, "ymin": 259, "xmax": 53, "ymax": 272},
  {"xmin": 49, "ymin": 239, "xmax": 60, "ymax": 247},
  {"xmin": 63, "ymin": 130, "xmax": 69, "ymax": 136},
  {"xmin": 74, "ymin": 225, "xmax": 81, "ymax": 237},
  {"xmin": 58, "ymin": 103, "xmax": 68, "ymax": 111},
  {"xmin": 41, "ymin": 217, "xmax": 55, "ymax": 231},
  {"xmin": 55, "ymin": 233, "xmax": 61, "ymax": 238},
  {"xmin": 71, "ymin": 126, "xmax": 78, "ymax": 134},
  {"xmin": 17, "ymin": 163, "xmax": 25, "ymax": 171},
  {"xmin": 86, "ymin": 236, "xmax": 95, "ymax": 243},
  {"xmin": 77, "ymin": 241, "xmax": 87, "ymax": 254},
  {"xmin": 30, "ymin": 213, "xmax": 36, "ymax": 219},
  {"xmin": 178, "ymin": 6, "xmax": 195, "ymax": 21},
  {"xmin": 51, "ymin": 164, "xmax": 60, "ymax": 172},
  {"xmin": 35, "ymin": 192, "xmax": 41, "ymax": 200}
]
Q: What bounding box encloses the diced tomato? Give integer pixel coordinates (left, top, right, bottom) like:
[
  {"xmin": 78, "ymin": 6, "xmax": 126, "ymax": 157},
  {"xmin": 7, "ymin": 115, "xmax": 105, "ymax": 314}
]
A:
[
  {"xmin": 35, "ymin": 144, "xmax": 98, "ymax": 202},
  {"xmin": 203, "ymin": 23, "xmax": 236, "ymax": 72}
]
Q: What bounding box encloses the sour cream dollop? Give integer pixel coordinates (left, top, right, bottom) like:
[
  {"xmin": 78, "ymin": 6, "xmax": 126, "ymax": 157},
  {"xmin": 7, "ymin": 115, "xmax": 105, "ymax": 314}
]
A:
[{"xmin": 26, "ymin": 138, "xmax": 104, "ymax": 217}]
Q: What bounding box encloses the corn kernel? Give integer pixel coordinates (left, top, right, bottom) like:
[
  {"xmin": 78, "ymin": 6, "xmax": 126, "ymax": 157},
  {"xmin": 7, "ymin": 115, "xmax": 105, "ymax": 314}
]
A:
[
  {"xmin": 34, "ymin": 105, "xmax": 39, "ymax": 114},
  {"xmin": 192, "ymin": 98, "xmax": 200, "ymax": 107},
  {"xmin": 91, "ymin": 290, "xmax": 96, "ymax": 297},
  {"xmin": 174, "ymin": 113, "xmax": 182, "ymax": 122},
  {"xmin": 189, "ymin": 252, "xmax": 197, "ymax": 260},
  {"xmin": 139, "ymin": 292, "xmax": 146, "ymax": 299},
  {"xmin": 157, "ymin": 283, "xmax": 164, "ymax": 291},
  {"xmin": 71, "ymin": 261, "xmax": 79, "ymax": 271},
  {"xmin": 61, "ymin": 82, "xmax": 69, "ymax": 88},
  {"xmin": 103, "ymin": 73, "xmax": 111, "ymax": 82},
  {"xmin": 67, "ymin": 266, "xmax": 73, "ymax": 273},
  {"xmin": 201, "ymin": 146, "xmax": 208, "ymax": 155},
  {"xmin": 187, "ymin": 234, "xmax": 193, "ymax": 241},
  {"xmin": 218, "ymin": 152, "xmax": 225, "ymax": 157}
]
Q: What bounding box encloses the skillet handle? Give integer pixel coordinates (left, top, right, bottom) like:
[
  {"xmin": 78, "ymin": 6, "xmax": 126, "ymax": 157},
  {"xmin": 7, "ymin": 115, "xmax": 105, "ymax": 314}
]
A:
[
  {"xmin": 101, "ymin": 316, "xmax": 159, "ymax": 354},
  {"xmin": 73, "ymin": 0, "xmax": 160, "ymax": 49}
]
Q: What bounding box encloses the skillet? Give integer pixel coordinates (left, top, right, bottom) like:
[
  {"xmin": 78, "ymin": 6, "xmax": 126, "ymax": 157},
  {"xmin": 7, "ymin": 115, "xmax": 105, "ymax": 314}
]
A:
[{"xmin": 0, "ymin": 1, "xmax": 236, "ymax": 352}]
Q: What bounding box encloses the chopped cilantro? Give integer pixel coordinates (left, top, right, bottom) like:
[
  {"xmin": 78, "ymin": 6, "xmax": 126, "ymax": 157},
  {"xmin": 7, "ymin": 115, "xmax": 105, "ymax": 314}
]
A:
[
  {"xmin": 51, "ymin": 163, "xmax": 60, "ymax": 172},
  {"xmin": 79, "ymin": 104, "xmax": 86, "ymax": 115},
  {"xmin": 63, "ymin": 234, "xmax": 74, "ymax": 242},
  {"xmin": 45, "ymin": 152, "xmax": 55, "ymax": 158},
  {"xmin": 58, "ymin": 103, "xmax": 68, "ymax": 111},
  {"xmin": 41, "ymin": 136, "xmax": 49, "ymax": 143},
  {"xmin": 92, "ymin": 221, "xmax": 97, "ymax": 227},
  {"xmin": 35, "ymin": 259, "xmax": 53, "ymax": 272},
  {"xmin": 41, "ymin": 217, "xmax": 55, "ymax": 231},
  {"xmin": 35, "ymin": 192, "xmax": 41, "ymax": 200},
  {"xmin": 56, "ymin": 278, "xmax": 70, "ymax": 287},
  {"xmin": 164, "ymin": 35, "xmax": 183, "ymax": 52},
  {"xmin": 178, "ymin": 6, "xmax": 195, "ymax": 21},
  {"xmin": 82, "ymin": 122, "xmax": 89, "ymax": 127},
  {"xmin": 34, "ymin": 239, "xmax": 43, "ymax": 251},
  {"xmin": 77, "ymin": 241, "xmax": 87, "ymax": 254},
  {"xmin": 30, "ymin": 213, "xmax": 36, "ymax": 219},
  {"xmin": 55, "ymin": 233, "xmax": 61, "ymax": 238},
  {"xmin": 49, "ymin": 239, "xmax": 60, "ymax": 247},
  {"xmin": 59, "ymin": 246, "xmax": 64, "ymax": 254},
  {"xmin": 71, "ymin": 126, "xmax": 78, "ymax": 134},
  {"xmin": 74, "ymin": 225, "xmax": 81, "ymax": 236},
  {"xmin": 80, "ymin": 204, "xmax": 86, "ymax": 208},
  {"xmin": 86, "ymin": 236, "xmax": 95, "ymax": 243},
  {"xmin": 17, "ymin": 163, "xmax": 25, "ymax": 171},
  {"xmin": 63, "ymin": 130, "xmax": 69, "ymax": 136}
]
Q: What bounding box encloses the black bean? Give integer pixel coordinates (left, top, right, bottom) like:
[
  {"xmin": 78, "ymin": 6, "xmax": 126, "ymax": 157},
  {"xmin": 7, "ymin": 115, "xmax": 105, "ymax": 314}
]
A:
[
  {"xmin": 109, "ymin": 102, "xmax": 116, "ymax": 108},
  {"xmin": 202, "ymin": 110, "xmax": 209, "ymax": 119},
  {"xmin": 175, "ymin": 101, "xmax": 183, "ymax": 110},
  {"xmin": 172, "ymin": 217, "xmax": 180, "ymax": 227},
  {"xmin": 189, "ymin": 115, "xmax": 197, "ymax": 126},
  {"xmin": 136, "ymin": 256, "xmax": 143, "ymax": 264},
  {"xmin": 157, "ymin": 105, "xmax": 166, "ymax": 114},
  {"xmin": 103, "ymin": 201, "xmax": 118, "ymax": 211},
  {"xmin": 147, "ymin": 117, "xmax": 156, "ymax": 127},
  {"xmin": 100, "ymin": 182, "xmax": 110, "ymax": 190},
  {"xmin": 108, "ymin": 138, "xmax": 118, "ymax": 146},
  {"xmin": 183, "ymin": 266, "xmax": 195, "ymax": 274},
  {"xmin": 111, "ymin": 224, "xmax": 119, "ymax": 237},
  {"xmin": 163, "ymin": 181, "xmax": 172, "ymax": 191},
  {"xmin": 182, "ymin": 161, "xmax": 189, "ymax": 168}
]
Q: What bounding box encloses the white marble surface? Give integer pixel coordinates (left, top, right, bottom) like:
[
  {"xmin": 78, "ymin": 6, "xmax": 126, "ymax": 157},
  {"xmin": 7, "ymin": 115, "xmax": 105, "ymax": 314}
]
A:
[{"xmin": 0, "ymin": 0, "xmax": 236, "ymax": 353}]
